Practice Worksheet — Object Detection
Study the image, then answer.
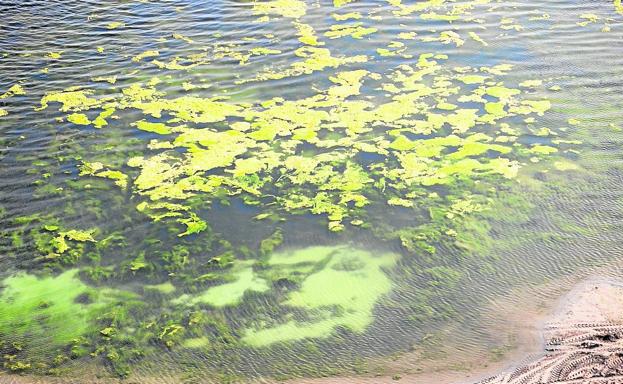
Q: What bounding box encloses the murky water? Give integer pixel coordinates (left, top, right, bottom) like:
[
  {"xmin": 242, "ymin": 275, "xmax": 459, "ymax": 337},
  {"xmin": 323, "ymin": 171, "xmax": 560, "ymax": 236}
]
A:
[{"xmin": 1, "ymin": 1, "xmax": 623, "ymax": 383}]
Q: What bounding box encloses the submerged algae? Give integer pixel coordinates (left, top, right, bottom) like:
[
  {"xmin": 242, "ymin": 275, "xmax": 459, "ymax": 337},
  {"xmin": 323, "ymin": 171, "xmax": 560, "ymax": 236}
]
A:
[
  {"xmin": 16, "ymin": 1, "xmax": 590, "ymax": 377},
  {"xmin": 243, "ymin": 246, "xmax": 398, "ymax": 346},
  {"xmin": 0, "ymin": 270, "xmax": 132, "ymax": 346},
  {"xmin": 174, "ymin": 263, "xmax": 269, "ymax": 307},
  {"xmin": 0, "ymin": 0, "xmax": 603, "ymax": 380}
]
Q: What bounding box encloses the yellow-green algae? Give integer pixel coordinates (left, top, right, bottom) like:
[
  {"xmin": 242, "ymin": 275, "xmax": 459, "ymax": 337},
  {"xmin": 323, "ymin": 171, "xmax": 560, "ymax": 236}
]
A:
[
  {"xmin": 334, "ymin": 0, "xmax": 357, "ymax": 6},
  {"xmin": 247, "ymin": 46, "xmax": 368, "ymax": 83},
  {"xmin": 0, "ymin": 270, "xmax": 133, "ymax": 346},
  {"xmin": 243, "ymin": 245, "xmax": 398, "ymax": 346},
  {"xmin": 253, "ymin": 0, "xmax": 307, "ymax": 19},
  {"xmin": 38, "ymin": 53, "xmax": 568, "ymax": 234},
  {"xmin": 422, "ymin": 31, "xmax": 465, "ymax": 47},
  {"xmin": 469, "ymin": 31, "xmax": 488, "ymax": 46},
  {"xmin": 173, "ymin": 262, "xmax": 269, "ymax": 307},
  {"xmin": 387, "ymin": 0, "xmax": 492, "ymax": 21},
  {"xmin": 144, "ymin": 282, "xmax": 176, "ymax": 294},
  {"xmin": 0, "ymin": 84, "xmax": 26, "ymax": 99},
  {"xmin": 80, "ymin": 161, "xmax": 129, "ymax": 189},
  {"xmin": 295, "ymin": 22, "xmax": 323, "ymax": 46},
  {"xmin": 67, "ymin": 113, "xmax": 91, "ymax": 125},
  {"xmin": 0, "ymin": 0, "xmax": 592, "ymax": 377},
  {"xmin": 324, "ymin": 23, "xmax": 378, "ymax": 39},
  {"xmin": 134, "ymin": 120, "xmax": 173, "ymax": 135},
  {"xmin": 106, "ymin": 21, "xmax": 124, "ymax": 29},
  {"xmin": 132, "ymin": 50, "xmax": 160, "ymax": 63}
]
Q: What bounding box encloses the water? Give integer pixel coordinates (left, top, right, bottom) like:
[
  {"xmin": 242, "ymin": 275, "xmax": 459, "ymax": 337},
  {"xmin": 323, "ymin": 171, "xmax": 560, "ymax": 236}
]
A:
[{"xmin": 1, "ymin": 1, "xmax": 623, "ymax": 382}]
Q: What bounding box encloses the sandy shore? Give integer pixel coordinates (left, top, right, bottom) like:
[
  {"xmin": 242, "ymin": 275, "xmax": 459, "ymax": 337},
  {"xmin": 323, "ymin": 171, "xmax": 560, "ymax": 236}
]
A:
[{"xmin": 479, "ymin": 278, "xmax": 623, "ymax": 383}]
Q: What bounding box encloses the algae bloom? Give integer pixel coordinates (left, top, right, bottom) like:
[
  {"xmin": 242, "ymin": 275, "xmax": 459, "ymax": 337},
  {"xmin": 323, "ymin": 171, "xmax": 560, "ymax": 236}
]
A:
[
  {"xmin": 0, "ymin": 0, "xmax": 618, "ymax": 381},
  {"xmin": 243, "ymin": 246, "xmax": 399, "ymax": 346}
]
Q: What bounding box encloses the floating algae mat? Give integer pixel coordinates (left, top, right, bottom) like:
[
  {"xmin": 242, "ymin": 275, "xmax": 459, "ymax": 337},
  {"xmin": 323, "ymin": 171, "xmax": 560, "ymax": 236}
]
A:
[{"xmin": 2, "ymin": 0, "xmax": 623, "ymax": 382}]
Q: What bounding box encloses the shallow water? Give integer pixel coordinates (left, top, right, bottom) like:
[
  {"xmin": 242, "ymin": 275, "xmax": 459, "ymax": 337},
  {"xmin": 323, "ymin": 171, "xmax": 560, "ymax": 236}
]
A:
[{"xmin": 1, "ymin": 0, "xmax": 623, "ymax": 382}]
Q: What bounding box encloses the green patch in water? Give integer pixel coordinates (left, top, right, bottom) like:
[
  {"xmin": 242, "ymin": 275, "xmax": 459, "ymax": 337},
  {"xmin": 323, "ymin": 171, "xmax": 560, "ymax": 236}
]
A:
[
  {"xmin": 145, "ymin": 282, "xmax": 177, "ymax": 294},
  {"xmin": 0, "ymin": 269, "xmax": 133, "ymax": 347},
  {"xmin": 174, "ymin": 262, "xmax": 269, "ymax": 307},
  {"xmin": 243, "ymin": 245, "xmax": 398, "ymax": 346}
]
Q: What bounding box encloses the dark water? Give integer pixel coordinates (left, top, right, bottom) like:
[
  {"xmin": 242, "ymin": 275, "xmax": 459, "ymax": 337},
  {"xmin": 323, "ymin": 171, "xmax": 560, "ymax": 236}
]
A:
[{"xmin": 1, "ymin": 0, "xmax": 623, "ymax": 383}]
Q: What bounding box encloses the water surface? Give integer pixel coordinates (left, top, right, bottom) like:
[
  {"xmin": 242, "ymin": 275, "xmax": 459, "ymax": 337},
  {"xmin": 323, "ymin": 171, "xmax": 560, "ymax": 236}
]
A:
[{"xmin": 1, "ymin": 1, "xmax": 623, "ymax": 382}]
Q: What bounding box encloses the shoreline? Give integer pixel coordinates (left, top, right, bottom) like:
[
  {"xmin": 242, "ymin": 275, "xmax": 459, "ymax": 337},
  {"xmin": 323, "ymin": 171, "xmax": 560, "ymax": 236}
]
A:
[
  {"xmin": 282, "ymin": 275, "xmax": 623, "ymax": 384},
  {"xmin": 2, "ymin": 275, "xmax": 623, "ymax": 384},
  {"xmin": 479, "ymin": 277, "xmax": 623, "ymax": 383}
]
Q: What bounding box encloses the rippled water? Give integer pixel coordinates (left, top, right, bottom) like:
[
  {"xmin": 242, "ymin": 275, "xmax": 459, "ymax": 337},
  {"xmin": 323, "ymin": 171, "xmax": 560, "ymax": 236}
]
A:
[{"xmin": 1, "ymin": 1, "xmax": 623, "ymax": 383}]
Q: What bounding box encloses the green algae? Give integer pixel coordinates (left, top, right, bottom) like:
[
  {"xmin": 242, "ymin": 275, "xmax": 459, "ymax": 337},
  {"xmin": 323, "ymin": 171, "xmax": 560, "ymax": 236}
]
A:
[
  {"xmin": 519, "ymin": 79, "xmax": 543, "ymax": 88},
  {"xmin": 38, "ymin": 89, "xmax": 101, "ymax": 112},
  {"xmin": 530, "ymin": 145, "xmax": 558, "ymax": 155},
  {"xmin": 0, "ymin": 0, "xmax": 596, "ymax": 378},
  {"xmin": 35, "ymin": 52, "xmax": 567, "ymax": 234},
  {"xmin": 485, "ymin": 86, "xmax": 521, "ymax": 100},
  {"xmin": 22, "ymin": 5, "xmax": 580, "ymax": 373},
  {"xmin": 67, "ymin": 113, "xmax": 91, "ymax": 125},
  {"xmin": 334, "ymin": 0, "xmax": 357, "ymax": 6},
  {"xmin": 177, "ymin": 213, "xmax": 208, "ymax": 237},
  {"xmin": 135, "ymin": 120, "xmax": 173, "ymax": 135},
  {"xmin": 0, "ymin": 270, "xmax": 131, "ymax": 346},
  {"xmin": 469, "ymin": 31, "xmax": 488, "ymax": 46},
  {"xmin": 172, "ymin": 33, "xmax": 194, "ymax": 44},
  {"xmin": 183, "ymin": 337, "xmax": 210, "ymax": 348},
  {"xmin": 332, "ymin": 12, "xmax": 362, "ymax": 21},
  {"xmin": 578, "ymin": 13, "xmax": 600, "ymax": 26},
  {"xmin": 80, "ymin": 161, "xmax": 128, "ymax": 189},
  {"xmin": 106, "ymin": 21, "xmax": 124, "ymax": 29},
  {"xmin": 174, "ymin": 263, "xmax": 269, "ymax": 307},
  {"xmin": 93, "ymin": 108, "xmax": 115, "ymax": 128},
  {"xmin": 145, "ymin": 282, "xmax": 176, "ymax": 294},
  {"xmin": 422, "ymin": 31, "xmax": 465, "ymax": 47},
  {"xmin": 295, "ymin": 22, "xmax": 323, "ymax": 46},
  {"xmin": 458, "ymin": 75, "xmax": 487, "ymax": 84},
  {"xmin": 0, "ymin": 84, "xmax": 26, "ymax": 99},
  {"xmin": 132, "ymin": 50, "xmax": 160, "ymax": 63},
  {"xmin": 247, "ymin": 47, "xmax": 368, "ymax": 83},
  {"xmin": 324, "ymin": 23, "xmax": 378, "ymax": 39},
  {"xmin": 92, "ymin": 75, "xmax": 117, "ymax": 84},
  {"xmin": 253, "ymin": 0, "xmax": 307, "ymax": 19},
  {"xmin": 243, "ymin": 246, "xmax": 399, "ymax": 346},
  {"xmin": 62, "ymin": 229, "xmax": 96, "ymax": 242}
]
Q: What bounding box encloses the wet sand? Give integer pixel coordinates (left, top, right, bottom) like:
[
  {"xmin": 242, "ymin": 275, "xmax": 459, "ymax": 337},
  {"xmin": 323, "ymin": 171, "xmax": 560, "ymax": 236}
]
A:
[{"xmin": 480, "ymin": 278, "xmax": 623, "ymax": 383}]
